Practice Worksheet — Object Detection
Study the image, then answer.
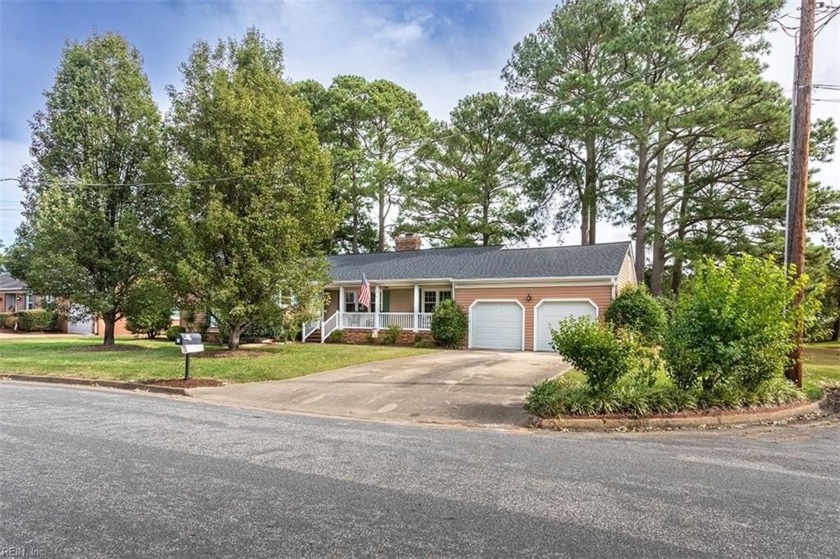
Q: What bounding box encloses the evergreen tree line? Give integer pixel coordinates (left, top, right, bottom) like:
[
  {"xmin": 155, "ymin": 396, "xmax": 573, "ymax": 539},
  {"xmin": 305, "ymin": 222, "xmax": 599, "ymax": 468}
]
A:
[{"xmin": 5, "ymin": 0, "xmax": 840, "ymax": 347}]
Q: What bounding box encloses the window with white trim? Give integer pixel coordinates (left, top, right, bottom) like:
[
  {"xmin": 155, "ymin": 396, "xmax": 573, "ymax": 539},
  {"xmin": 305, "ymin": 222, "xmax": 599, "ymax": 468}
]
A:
[
  {"xmin": 25, "ymin": 293, "xmax": 35, "ymax": 310},
  {"xmin": 423, "ymin": 290, "xmax": 452, "ymax": 313},
  {"xmin": 345, "ymin": 290, "xmax": 376, "ymax": 312}
]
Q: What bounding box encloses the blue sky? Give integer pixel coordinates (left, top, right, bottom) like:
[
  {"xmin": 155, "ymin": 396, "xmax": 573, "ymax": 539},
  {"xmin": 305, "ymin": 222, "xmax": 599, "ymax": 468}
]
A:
[{"xmin": 1, "ymin": 0, "xmax": 838, "ymax": 247}]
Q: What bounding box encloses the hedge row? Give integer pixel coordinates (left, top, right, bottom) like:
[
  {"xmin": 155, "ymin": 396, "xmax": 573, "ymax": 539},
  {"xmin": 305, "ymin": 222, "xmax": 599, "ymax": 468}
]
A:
[{"xmin": 0, "ymin": 310, "xmax": 60, "ymax": 332}]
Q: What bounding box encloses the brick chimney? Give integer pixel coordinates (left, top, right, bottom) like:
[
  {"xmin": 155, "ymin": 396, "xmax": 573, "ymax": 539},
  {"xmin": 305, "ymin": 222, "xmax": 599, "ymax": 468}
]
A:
[{"xmin": 395, "ymin": 233, "xmax": 422, "ymax": 252}]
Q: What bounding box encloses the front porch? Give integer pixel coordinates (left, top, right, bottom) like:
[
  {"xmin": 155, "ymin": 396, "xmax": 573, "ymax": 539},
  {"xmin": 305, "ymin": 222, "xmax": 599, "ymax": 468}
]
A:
[{"xmin": 303, "ymin": 282, "xmax": 453, "ymax": 342}]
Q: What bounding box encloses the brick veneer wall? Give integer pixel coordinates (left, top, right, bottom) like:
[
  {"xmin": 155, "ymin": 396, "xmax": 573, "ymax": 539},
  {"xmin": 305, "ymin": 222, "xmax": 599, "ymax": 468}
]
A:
[{"xmin": 327, "ymin": 328, "xmax": 433, "ymax": 346}]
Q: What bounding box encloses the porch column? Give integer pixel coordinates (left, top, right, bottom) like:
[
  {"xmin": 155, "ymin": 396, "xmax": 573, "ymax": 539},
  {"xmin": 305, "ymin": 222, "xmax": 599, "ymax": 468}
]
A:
[
  {"xmin": 320, "ymin": 309, "xmax": 325, "ymax": 344},
  {"xmin": 338, "ymin": 286, "xmax": 345, "ymax": 329},
  {"xmin": 374, "ymin": 284, "xmax": 381, "ymax": 331},
  {"xmin": 413, "ymin": 284, "xmax": 420, "ymax": 332}
]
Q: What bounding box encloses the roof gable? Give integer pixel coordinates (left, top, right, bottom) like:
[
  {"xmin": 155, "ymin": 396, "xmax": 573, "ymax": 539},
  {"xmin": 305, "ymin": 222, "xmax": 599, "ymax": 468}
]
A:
[{"xmin": 0, "ymin": 273, "xmax": 28, "ymax": 292}]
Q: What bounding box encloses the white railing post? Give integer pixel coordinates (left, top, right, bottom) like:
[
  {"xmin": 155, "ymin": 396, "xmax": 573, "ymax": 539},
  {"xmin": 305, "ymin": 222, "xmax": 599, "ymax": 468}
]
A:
[
  {"xmin": 374, "ymin": 285, "xmax": 381, "ymax": 331},
  {"xmin": 338, "ymin": 286, "xmax": 345, "ymax": 330},
  {"xmin": 413, "ymin": 284, "xmax": 420, "ymax": 332}
]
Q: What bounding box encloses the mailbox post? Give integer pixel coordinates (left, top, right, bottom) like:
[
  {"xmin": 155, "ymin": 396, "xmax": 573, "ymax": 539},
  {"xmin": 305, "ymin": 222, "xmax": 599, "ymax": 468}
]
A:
[{"xmin": 174, "ymin": 333, "xmax": 204, "ymax": 380}]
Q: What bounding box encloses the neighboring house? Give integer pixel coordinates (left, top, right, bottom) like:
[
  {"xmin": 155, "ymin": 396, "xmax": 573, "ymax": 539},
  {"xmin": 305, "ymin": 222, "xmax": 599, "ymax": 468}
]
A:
[
  {"xmin": 0, "ymin": 273, "xmax": 42, "ymax": 313},
  {"xmin": 0, "ymin": 272, "xmax": 130, "ymax": 335},
  {"xmin": 303, "ymin": 235, "xmax": 637, "ymax": 351}
]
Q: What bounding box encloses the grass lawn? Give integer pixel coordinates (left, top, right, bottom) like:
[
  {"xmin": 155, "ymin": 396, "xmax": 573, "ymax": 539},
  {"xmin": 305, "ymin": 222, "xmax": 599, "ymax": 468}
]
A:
[
  {"xmin": 0, "ymin": 337, "xmax": 436, "ymax": 383},
  {"xmin": 803, "ymin": 341, "xmax": 840, "ymax": 397}
]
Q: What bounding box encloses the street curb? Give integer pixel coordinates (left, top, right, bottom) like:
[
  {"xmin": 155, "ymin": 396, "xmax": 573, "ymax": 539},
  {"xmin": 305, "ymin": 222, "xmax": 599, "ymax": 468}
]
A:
[
  {"xmin": 0, "ymin": 374, "xmax": 191, "ymax": 396},
  {"xmin": 534, "ymin": 399, "xmax": 828, "ymax": 431}
]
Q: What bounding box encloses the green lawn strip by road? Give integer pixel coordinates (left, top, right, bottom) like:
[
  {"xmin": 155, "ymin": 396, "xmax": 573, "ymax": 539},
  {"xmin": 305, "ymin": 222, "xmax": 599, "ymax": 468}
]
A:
[
  {"xmin": 803, "ymin": 341, "xmax": 840, "ymax": 398},
  {"xmin": 0, "ymin": 338, "xmax": 436, "ymax": 383}
]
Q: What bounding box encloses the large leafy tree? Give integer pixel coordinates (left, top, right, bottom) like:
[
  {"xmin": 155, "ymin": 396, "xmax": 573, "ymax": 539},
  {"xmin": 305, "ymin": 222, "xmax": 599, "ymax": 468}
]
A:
[
  {"xmin": 8, "ymin": 32, "xmax": 169, "ymax": 346},
  {"xmin": 399, "ymin": 93, "xmax": 534, "ymax": 247},
  {"xmin": 503, "ymin": 0, "xmax": 625, "ymax": 245},
  {"xmin": 610, "ymin": 0, "xmax": 785, "ymax": 288},
  {"xmin": 167, "ymin": 28, "xmax": 337, "ymax": 350},
  {"xmin": 295, "ymin": 77, "xmax": 378, "ymax": 254},
  {"xmin": 297, "ymin": 75, "xmax": 429, "ymax": 252}
]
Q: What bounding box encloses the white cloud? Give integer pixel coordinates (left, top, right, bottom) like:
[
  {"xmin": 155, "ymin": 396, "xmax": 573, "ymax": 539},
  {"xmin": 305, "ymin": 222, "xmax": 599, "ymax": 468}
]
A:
[{"xmin": 369, "ymin": 13, "xmax": 431, "ymax": 48}]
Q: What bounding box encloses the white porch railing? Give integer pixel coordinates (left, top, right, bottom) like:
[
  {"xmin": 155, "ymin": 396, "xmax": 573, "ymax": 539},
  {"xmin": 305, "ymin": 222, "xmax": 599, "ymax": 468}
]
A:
[
  {"xmin": 340, "ymin": 312, "xmax": 376, "ymax": 329},
  {"xmin": 339, "ymin": 312, "xmax": 433, "ymax": 331},
  {"xmin": 321, "ymin": 311, "xmax": 339, "ymax": 342},
  {"xmin": 378, "ymin": 312, "xmax": 414, "ymax": 330},
  {"xmin": 418, "ymin": 313, "xmax": 433, "ymax": 330},
  {"xmin": 302, "ymin": 317, "xmax": 321, "ymax": 341}
]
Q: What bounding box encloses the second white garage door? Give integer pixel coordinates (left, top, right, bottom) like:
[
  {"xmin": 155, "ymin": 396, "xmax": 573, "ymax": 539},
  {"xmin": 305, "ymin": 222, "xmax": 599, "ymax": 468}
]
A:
[
  {"xmin": 535, "ymin": 300, "xmax": 598, "ymax": 351},
  {"xmin": 470, "ymin": 301, "xmax": 523, "ymax": 350}
]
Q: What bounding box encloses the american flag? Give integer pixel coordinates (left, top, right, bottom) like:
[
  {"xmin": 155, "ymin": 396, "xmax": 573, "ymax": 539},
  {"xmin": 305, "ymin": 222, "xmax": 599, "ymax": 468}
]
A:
[{"xmin": 358, "ymin": 273, "xmax": 371, "ymax": 310}]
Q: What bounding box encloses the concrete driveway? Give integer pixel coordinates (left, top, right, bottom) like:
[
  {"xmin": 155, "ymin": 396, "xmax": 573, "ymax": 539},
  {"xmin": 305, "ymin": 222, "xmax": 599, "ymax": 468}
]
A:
[{"xmin": 190, "ymin": 351, "xmax": 568, "ymax": 427}]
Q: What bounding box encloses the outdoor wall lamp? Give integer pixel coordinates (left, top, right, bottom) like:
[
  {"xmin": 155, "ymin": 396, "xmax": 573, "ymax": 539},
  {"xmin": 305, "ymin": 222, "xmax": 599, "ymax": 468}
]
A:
[{"xmin": 526, "ymin": 293, "xmax": 532, "ymax": 302}]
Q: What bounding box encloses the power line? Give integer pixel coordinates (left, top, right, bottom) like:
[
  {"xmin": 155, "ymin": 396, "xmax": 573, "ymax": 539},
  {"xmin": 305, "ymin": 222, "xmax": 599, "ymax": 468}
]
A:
[{"xmin": 0, "ymin": 175, "xmax": 256, "ymax": 189}]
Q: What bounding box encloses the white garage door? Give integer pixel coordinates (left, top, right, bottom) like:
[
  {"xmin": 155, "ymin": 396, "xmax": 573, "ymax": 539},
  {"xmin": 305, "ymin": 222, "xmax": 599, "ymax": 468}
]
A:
[
  {"xmin": 470, "ymin": 302, "xmax": 523, "ymax": 350},
  {"xmin": 67, "ymin": 305, "xmax": 94, "ymax": 335},
  {"xmin": 535, "ymin": 300, "xmax": 598, "ymax": 352}
]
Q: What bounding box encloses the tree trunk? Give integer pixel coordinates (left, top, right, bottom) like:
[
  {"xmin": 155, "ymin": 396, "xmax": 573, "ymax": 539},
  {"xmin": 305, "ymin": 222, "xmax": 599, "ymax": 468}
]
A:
[
  {"xmin": 649, "ymin": 133, "xmax": 667, "ymax": 296},
  {"xmin": 351, "ymin": 204, "xmax": 359, "ymax": 254},
  {"xmin": 580, "ymin": 204, "xmax": 590, "ymax": 245},
  {"xmin": 102, "ymin": 312, "xmax": 116, "ymax": 347},
  {"xmin": 351, "ymin": 168, "xmax": 359, "ymax": 254},
  {"xmin": 581, "ymin": 135, "xmax": 598, "ymax": 245},
  {"xmin": 228, "ymin": 323, "xmax": 242, "ymax": 351},
  {"xmin": 377, "ymin": 185, "xmax": 386, "ymax": 252},
  {"xmin": 670, "ymin": 145, "xmax": 692, "ymax": 295},
  {"xmin": 832, "ymin": 317, "xmax": 840, "ymax": 342},
  {"xmin": 634, "ymin": 133, "xmax": 650, "ymax": 282}
]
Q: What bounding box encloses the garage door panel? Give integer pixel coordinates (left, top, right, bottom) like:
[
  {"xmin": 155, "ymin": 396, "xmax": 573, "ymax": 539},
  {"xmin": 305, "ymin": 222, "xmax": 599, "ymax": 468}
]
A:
[
  {"xmin": 471, "ymin": 302, "xmax": 523, "ymax": 350},
  {"xmin": 536, "ymin": 301, "xmax": 597, "ymax": 352}
]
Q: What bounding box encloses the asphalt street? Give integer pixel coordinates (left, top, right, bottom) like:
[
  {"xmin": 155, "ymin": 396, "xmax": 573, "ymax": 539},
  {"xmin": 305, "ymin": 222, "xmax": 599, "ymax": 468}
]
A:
[{"xmin": 1, "ymin": 381, "xmax": 839, "ymax": 558}]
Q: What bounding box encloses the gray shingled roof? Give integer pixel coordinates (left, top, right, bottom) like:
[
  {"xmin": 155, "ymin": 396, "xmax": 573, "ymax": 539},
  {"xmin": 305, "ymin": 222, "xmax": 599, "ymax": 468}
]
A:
[
  {"xmin": 0, "ymin": 273, "xmax": 28, "ymax": 292},
  {"xmin": 327, "ymin": 242, "xmax": 631, "ymax": 282}
]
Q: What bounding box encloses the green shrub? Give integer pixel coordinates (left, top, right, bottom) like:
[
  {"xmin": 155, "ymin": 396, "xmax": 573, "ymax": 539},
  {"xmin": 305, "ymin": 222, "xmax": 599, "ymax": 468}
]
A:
[
  {"xmin": 550, "ymin": 316, "xmax": 637, "ymax": 393},
  {"xmin": 414, "ymin": 339, "xmax": 437, "ymax": 349},
  {"xmin": 431, "ymin": 299, "xmax": 468, "ymax": 348},
  {"xmin": 166, "ymin": 325, "xmax": 185, "ymax": 342},
  {"xmin": 663, "ymin": 256, "xmax": 814, "ymax": 392},
  {"xmin": 0, "ymin": 312, "xmax": 13, "ymax": 329},
  {"xmin": 16, "ymin": 310, "xmax": 58, "ymax": 332},
  {"xmin": 381, "ymin": 324, "xmax": 403, "ymax": 345},
  {"xmin": 605, "ymin": 286, "xmax": 667, "ymax": 345},
  {"xmin": 524, "ymin": 373, "xmax": 805, "ymax": 418},
  {"xmin": 124, "ymin": 280, "xmax": 175, "ymax": 339},
  {"xmin": 327, "ymin": 329, "xmax": 345, "ymax": 343},
  {"xmin": 605, "ymin": 285, "xmax": 666, "ymax": 345}
]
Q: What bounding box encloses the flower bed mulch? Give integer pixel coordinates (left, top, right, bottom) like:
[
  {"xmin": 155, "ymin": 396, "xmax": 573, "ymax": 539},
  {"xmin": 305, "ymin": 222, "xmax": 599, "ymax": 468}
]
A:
[{"xmin": 141, "ymin": 378, "xmax": 227, "ymax": 389}]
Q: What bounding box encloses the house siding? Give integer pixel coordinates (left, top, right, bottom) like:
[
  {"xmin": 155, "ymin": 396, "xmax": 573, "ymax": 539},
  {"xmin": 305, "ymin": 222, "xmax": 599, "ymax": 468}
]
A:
[
  {"xmin": 455, "ymin": 284, "xmax": 613, "ymax": 351},
  {"xmin": 325, "ymin": 289, "xmax": 339, "ymax": 316},
  {"xmin": 386, "ymin": 288, "xmax": 413, "ymax": 312},
  {"xmin": 617, "ymin": 252, "xmax": 637, "ymax": 292}
]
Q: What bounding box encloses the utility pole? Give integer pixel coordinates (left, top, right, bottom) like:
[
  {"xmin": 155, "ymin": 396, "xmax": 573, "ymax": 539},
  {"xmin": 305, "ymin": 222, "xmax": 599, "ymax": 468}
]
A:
[{"xmin": 785, "ymin": 0, "xmax": 816, "ymax": 388}]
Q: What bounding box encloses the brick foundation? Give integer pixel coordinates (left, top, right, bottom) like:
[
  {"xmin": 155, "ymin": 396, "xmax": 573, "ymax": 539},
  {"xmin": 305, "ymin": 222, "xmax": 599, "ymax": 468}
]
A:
[{"xmin": 326, "ymin": 328, "xmax": 433, "ymax": 346}]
